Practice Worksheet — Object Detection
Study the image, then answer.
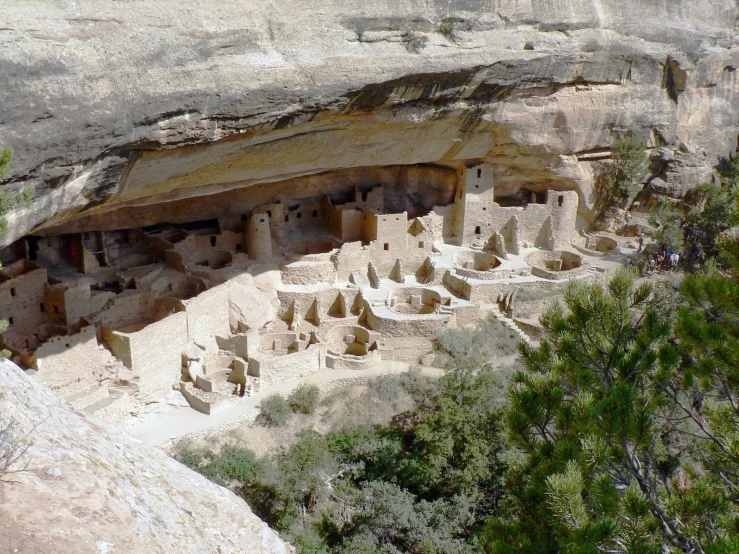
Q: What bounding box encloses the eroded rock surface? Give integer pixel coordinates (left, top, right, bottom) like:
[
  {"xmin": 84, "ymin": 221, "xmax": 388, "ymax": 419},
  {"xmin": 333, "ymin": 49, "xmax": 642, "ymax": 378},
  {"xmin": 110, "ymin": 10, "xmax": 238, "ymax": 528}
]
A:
[
  {"xmin": 1, "ymin": 0, "xmax": 739, "ymax": 246},
  {"xmin": 0, "ymin": 359, "xmax": 291, "ymax": 554}
]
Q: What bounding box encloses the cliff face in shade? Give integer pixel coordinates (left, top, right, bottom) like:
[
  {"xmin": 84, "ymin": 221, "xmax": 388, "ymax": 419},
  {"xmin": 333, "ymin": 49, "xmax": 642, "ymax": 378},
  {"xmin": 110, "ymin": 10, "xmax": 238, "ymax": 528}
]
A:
[
  {"xmin": 0, "ymin": 360, "xmax": 292, "ymax": 554},
  {"xmin": 1, "ymin": 0, "xmax": 739, "ymax": 246}
]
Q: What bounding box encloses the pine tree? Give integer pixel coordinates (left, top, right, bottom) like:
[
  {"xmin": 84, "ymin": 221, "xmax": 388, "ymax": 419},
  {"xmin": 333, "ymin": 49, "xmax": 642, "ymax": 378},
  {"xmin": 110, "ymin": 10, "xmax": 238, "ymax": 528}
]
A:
[{"xmin": 484, "ymin": 269, "xmax": 706, "ymax": 553}]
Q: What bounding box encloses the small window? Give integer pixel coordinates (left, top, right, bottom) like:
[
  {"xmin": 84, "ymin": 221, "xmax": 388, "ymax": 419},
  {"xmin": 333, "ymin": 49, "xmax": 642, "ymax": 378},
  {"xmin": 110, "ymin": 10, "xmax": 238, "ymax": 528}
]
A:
[
  {"xmin": 475, "ymin": 226, "xmax": 481, "ymax": 235},
  {"xmin": 477, "ymin": 168, "xmax": 482, "ymax": 179},
  {"xmin": 267, "ymin": 210, "xmax": 272, "ymax": 218},
  {"xmin": 285, "ymin": 215, "xmax": 289, "ymax": 223},
  {"xmin": 236, "ymin": 244, "xmax": 242, "ymax": 251},
  {"xmin": 558, "ymin": 195, "xmax": 564, "ymax": 207},
  {"xmin": 53, "ymin": 305, "xmax": 59, "ymax": 314},
  {"xmin": 312, "ymin": 210, "xmax": 318, "ymax": 218},
  {"xmin": 260, "ymin": 218, "xmax": 265, "ymax": 223},
  {"xmin": 65, "ymin": 343, "xmax": 70, "ymax": 348},
  {"xmin": 475, "ymin": 184, "xmax": 479, "ymax": 189},
  {"xmin": 241, "ymin": 214, "xmax": 247, "ymax": 221},
  {"xmin": 361, "ymin": 191, "xmax": 368, "ymax": 201},
  {"xmin": 210, "ymin": 236, "xmax": 216, "ymax": 247},
  {"xmin": 482, "ymin": 207, "xmax": 487, "ymax": 211},
  {"xmin": 40, "ymin": 303, "xmax": 45, "ymax": 313},
  {"xmin": 383, "ymin": 243, "xmax": 390, "ymax": 251},
  {"xmin": 297, "ymin": 212, "xmax": 302, "ymax": 219},
  {"xmin": 167, "ymin": 283, "xmax": 173, "ymax": 292},
  {"xmin": 396, "ymin": 217, "xmax": 400, "ymax": 221},
  {"xmin": 10, "ymin": 287, "xmax": 16, "ymax": 297},
  {"xmin": 8, "ymin": 317, "xmax": 13, "ymax": 325},
  {"xmin": 418, "ymin": 241, "xmax": 424, "ymax": 248}
]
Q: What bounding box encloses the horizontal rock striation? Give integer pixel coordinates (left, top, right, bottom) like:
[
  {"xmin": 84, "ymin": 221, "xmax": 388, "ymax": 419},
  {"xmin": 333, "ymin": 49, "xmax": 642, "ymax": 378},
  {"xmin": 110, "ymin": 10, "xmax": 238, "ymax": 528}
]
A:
[
  {"xmin": 0, "ymin": 359, "xmax": 291, "ymax": 554},
  {"xmin": 1, "ymin": 0, "xmax": 739, "ymax": 245}
]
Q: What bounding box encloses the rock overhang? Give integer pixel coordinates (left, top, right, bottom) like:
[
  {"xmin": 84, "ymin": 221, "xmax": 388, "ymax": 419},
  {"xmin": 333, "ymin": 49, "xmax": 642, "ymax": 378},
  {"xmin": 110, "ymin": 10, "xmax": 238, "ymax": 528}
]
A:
[{"xmin": 1, "ymin": 0, "xmax": 739, "ymax": 247}]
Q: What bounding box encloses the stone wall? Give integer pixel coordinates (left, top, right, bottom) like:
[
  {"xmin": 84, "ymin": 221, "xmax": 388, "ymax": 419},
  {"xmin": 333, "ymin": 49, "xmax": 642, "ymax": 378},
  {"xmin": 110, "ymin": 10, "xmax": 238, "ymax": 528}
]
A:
[
  {"xmin": 184, "ymin": 281, "xmax": 232, "ymax": 353},
  {"xmin": 248, "ymin": 344, "xmax": 322, "ymax": 386},
  {"xmin": 34, "ymin": 325, "xmax": 103, "ymax": 393},
  {"xmin": 0, "ymin": 261, "xmax": 47, "ymax": 334},
  {"xmin": 110, "ymin": 312, "xmax": 188, "ymax": 399}
]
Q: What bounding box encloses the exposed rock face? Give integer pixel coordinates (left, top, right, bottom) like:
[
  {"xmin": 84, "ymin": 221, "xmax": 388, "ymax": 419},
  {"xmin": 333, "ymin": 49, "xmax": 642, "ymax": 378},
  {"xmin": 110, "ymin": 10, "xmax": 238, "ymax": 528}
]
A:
[
  {"xmin": 0, "ymin": 359, "xmax": 291, "ymax": 554},
  {"xmin": 1, "ymin": 0, "xmax": 739, "ymax": 246}
]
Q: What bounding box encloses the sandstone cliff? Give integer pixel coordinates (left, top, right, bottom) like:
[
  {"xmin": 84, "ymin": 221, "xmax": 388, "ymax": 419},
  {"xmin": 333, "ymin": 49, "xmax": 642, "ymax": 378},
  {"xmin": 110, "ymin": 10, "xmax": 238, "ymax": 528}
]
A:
[
  {"xmin": 0, "ymin": 359, "xmax": 291, "ymax": 554},
  {"xmin": 1, "ymin": 0, "xmax": 739, "ymax": 245}
]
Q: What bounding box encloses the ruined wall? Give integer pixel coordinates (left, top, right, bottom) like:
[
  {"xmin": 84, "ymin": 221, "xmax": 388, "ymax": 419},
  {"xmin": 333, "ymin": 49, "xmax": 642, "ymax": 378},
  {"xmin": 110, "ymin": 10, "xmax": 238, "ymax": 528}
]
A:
[
  {"xmin": 34, "ymin": 325, "xmax": 102, "ymax": 394},
  {"xmin": 248, "ymin": 344, "xmax": 322, "ymax": 386},
  {"xmin": 0, "ymin": 262, "xmax": 47, "ymax": 334},
  {"xmin": 184, "ymin": 282, "xmax": 231, "ymax": 352},
  {"xmin": 114, "ymin": 312, "xmax": 188, "ymax": 399}
]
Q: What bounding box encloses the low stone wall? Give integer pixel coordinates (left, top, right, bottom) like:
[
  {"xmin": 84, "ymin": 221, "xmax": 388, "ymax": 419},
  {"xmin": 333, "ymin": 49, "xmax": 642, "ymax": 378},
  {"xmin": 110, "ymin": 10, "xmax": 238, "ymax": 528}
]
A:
[
  {"xmin": 366, "ymin": 304, "xmax": 453, "ymax": 337},
  {"xmin": 326, "ymin": 348, "xmax": 381, "ymax": 370}
]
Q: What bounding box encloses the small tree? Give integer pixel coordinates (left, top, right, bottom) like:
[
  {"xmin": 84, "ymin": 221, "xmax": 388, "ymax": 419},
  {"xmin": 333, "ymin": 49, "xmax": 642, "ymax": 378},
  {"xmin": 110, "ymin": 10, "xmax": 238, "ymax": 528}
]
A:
[
  {"xmin": 649, "ymin": 202, "xmax": 685, "ymax": 253},
  {"xmin": 288, "ymin": 383, "xmax": 320, "ymax": 414},
  {"xmin": 599, "ymin": 134, "xmax": 649, "ymax": 212}
]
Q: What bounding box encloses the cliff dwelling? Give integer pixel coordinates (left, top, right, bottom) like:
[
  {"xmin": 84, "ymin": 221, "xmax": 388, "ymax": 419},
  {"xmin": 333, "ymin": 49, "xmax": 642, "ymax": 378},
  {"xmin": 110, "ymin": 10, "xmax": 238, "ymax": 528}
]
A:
[{"xmin": 0, "ymin": 161, "xmax": 628, "ymax": 417}]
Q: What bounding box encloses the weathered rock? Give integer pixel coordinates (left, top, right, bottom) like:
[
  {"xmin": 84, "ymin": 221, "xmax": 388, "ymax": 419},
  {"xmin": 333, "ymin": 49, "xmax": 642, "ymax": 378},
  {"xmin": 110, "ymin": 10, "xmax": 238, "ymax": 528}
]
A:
[
  {"xmin": 0, "ymin": 359, "xmax": 291, "ymax": 554},
  {"xmin": 1, "ymin": 0, "xmax": 739, "ymax": 246}
]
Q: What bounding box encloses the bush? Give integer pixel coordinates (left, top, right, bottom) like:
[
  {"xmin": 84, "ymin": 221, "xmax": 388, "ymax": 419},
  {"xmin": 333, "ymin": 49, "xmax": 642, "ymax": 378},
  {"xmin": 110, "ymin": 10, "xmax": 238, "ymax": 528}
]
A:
[
  {"xmin": 367, "ymin": 374, "xmax": 402, "ymax": 402},
  {"xmin": 258, "ymin": 393, "xmax": 293, "ymax": 427},
  {"xmin": 174, "ymin": 443, "xmax": 257, "ymax": 485},
  {"xmin": 288, "ymin": 383, "xmax": 321, "ymax": 414}
]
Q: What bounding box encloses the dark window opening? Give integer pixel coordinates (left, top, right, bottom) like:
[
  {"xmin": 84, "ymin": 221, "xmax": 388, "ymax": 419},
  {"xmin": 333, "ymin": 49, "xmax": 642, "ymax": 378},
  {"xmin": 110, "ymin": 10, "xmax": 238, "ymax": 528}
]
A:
[
  {"xmin": 285, "ymin": 215, "xmax": 289, "ymax": 223},
  {"xmin": 210, "ymin": 236, "xmax": 216, "ymax": 247},
  {"xmin": 482, "ymin": 207, "xmax": 487, "ymax": 211},
  {"xmin": 558, "ymin": 195, "xmax": 564, "ymax": 207},
  {"xmin": 361, "ymin": 191, "xmax": 368, "ymax": 201},
  {"xmin": 383, "ymin": 243, "xmax": 390, "ymax": 251},
  {"xmin": 53, "ymin": 305, "xmax": 59, "ymax": 314},
  {"xmin": 241, "ymin": 214, "xmax": 247, "ymax": 221},
  {"xmin": 267, "ymin": 210, "xmax": 272, "ymax": 218},
  {"xmin": 236, "ymin": 244, "xmax": 242, "ymax": 251},
  {"xmin": 8, "ymin": 317, "xmax": 13, "ymax": 325},
  {"xmin": 27, "ymin": 236, "xmax": 40, "ymax": 261},
  {"xmin": 40, "ymin": 303, "xmax": 45, "ymax": 313},
  {"xmin": 418, "ymin": 241, "xmax": 424, "ymax": 248},
  {"xmin": 65, "ymin": 343, "xmax": 70, "ymax": 348},
  {"xmin": 395, "ymin": 217, "xmax": 400, "ymax": 221},
  {"xmin": 475, "ymin": 226, "xmax": 481, "ymax": 235},
  {"xmin": 168, "ymin": 283, "xmax": 173, "ymax": 291},
  {"xmin": 477, "ymin": 168, "xmax": 482, "ymax": 179},
  {"xmin": 475, "ymin": 184, "xmax": 479, "ymax": 189},
  {"xmin": 312, "ymin": 210, "xmax": 318, "ymax": 217},
  {"xmin": 259, "ymin": 218, "xmax": 265, "ymax": 223},
  {"xmin": 10, "ymin": 287, "xmax": 16, "ymax": 297},
  {"xmin": 297, "ymin": 212, "xmax": 302, "ymax": 219}
]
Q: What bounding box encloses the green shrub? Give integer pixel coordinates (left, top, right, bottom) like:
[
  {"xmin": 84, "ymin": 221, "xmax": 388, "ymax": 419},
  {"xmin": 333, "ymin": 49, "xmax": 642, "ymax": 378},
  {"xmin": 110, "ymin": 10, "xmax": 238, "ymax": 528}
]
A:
[
  {"xmin": 288, "ymin": 383, "xmax": 321, "ymax": 414},
  {"xmin": 404, "ymin": 32, "xmax": 428, "ymax": 53},
  {"xmin": 258, "ymin": 393, "xmax": 293, "ymax": 427},
  {"xmin": 173, "ymin": 443, "xmax": 257, "ymax": 485}
]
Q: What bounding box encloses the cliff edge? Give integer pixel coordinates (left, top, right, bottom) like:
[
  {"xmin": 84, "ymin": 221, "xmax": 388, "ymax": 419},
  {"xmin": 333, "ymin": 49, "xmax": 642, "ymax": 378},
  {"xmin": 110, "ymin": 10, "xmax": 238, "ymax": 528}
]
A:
[{"xmin": 0, "ymin": 359, "xmax": 291, "ymax": 554}]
